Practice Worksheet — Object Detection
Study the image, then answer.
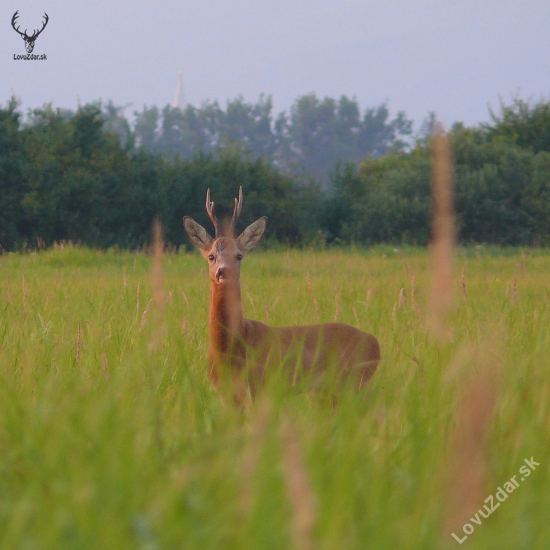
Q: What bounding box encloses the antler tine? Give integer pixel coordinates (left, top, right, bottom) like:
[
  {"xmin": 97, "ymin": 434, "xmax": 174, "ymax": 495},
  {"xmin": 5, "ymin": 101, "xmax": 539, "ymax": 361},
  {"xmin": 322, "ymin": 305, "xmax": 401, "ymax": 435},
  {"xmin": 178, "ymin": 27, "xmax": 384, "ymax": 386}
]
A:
[
  {"xmin": 11, "ymin": 11, "xmax": 24, "ymax": 36},
  {"xmin": 231, "ymin": 186, "xmax": 243, "ymax": 231},
  {"xmin": 40, "ymin": 13, "xmax": 49, "ymax": 32},
  {"xmin": 205, "ymin": 188, "xmax": 220, "ymax": 237},
  {"xmin": 32, "ymin": 13, "xmax": 49, "ymax": 38}
]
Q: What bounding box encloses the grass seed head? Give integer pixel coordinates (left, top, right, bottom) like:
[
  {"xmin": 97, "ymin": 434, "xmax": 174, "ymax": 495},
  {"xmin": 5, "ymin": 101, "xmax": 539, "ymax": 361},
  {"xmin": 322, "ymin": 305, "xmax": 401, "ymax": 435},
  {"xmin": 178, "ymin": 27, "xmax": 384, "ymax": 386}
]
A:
[
  {"xmin": 281, "ymin": 417, "xmax": 316, "ymax": 550},
  {"xmin": 443, "ymin": 349, "xmax": 499, "ymax": 537},
  {"xmin": 428, "ymin": 127, "xmax": 456, "ymax": 339}
]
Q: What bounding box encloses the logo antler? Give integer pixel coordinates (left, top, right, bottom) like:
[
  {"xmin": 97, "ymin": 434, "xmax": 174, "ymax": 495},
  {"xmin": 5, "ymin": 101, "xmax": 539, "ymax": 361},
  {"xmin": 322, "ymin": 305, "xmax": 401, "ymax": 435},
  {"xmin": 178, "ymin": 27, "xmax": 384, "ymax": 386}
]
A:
[{"xmin": 12, "ymin": 11, "xmax": 49, "ymax": 54}]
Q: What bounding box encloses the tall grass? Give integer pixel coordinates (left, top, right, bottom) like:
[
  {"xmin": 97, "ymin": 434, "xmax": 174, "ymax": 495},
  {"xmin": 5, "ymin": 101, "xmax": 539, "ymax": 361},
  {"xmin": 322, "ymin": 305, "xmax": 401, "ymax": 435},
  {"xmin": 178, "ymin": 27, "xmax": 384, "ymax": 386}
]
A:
[{"xmin": 0, "ymin": 245, "xmax": 549, "ymax": 549}]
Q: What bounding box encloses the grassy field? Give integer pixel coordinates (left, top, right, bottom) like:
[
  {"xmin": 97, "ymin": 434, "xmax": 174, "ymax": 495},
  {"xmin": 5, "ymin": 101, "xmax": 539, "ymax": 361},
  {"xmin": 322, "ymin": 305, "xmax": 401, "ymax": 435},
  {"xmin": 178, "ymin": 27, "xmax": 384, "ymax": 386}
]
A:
[{"xmin": 0, "ymin": 245, "xmax": 549, "ymax": 549}]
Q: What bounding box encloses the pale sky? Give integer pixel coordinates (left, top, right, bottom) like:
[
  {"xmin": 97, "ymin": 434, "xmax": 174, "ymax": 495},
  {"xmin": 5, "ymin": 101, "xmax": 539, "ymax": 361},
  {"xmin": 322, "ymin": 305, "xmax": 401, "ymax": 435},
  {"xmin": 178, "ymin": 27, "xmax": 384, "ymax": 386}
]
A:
[{"xmin": 2, "ymin": 0, "xmax": 550, "ymax": 129}]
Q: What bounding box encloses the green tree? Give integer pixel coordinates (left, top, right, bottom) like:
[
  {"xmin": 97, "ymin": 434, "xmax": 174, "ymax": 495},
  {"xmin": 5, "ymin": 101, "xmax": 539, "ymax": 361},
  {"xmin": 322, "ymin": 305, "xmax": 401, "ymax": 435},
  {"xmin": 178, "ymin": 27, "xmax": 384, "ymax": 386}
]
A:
[
  {"xmin": 134, "ymin": 94, "xmax": 413, "ymax": 182},
  {"xmin": 134, "ymin": 105, "xmax": 160, "ymax": 151},
  {"xmin": 358, "ymin": 104, "xmax": 412, "ymax": 157},
  {"xmin": 222, "ymin": 95, "xmax": 276, "ymax": 159},
  {"xmin": 157, "ymin": 105, "xmax": 187, "ymax": 157},
  {"xmin": 285, "ymin": 93, "xmax": 412, "ymax": 182},
  {"xmin": 0, "ymin": 97, "xmax": 26, "ymax": 250},
  {"xmin": 485, "ymin": 96, "xmax": 550, "ymax": 153},
  {"xmin": 103, "ymin": 101, "xmax": 134, "ymax": 150},
  {"xmin": 452, "ymin": 124, "xmax": 550, "ymax": 244}
]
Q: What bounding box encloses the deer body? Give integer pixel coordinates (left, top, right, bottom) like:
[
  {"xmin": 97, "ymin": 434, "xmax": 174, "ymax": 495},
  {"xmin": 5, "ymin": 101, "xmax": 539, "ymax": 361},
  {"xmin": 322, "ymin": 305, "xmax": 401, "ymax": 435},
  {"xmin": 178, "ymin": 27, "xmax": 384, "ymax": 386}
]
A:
[{"xmin": 184, "ymin": 188, "xmax": 380, "ymax": 401}]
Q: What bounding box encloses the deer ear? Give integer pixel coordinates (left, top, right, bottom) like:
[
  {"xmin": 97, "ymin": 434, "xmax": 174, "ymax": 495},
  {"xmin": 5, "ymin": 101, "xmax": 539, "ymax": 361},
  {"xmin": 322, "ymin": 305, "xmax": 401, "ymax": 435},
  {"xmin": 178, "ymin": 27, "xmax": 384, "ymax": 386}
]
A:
[
  {"xmin": 236, "ymin": 217, "xmax": 267, "ymax": 253},
  {"xmin": 183, "ymin": 216, "xmax": 213, "ymax": 250}
]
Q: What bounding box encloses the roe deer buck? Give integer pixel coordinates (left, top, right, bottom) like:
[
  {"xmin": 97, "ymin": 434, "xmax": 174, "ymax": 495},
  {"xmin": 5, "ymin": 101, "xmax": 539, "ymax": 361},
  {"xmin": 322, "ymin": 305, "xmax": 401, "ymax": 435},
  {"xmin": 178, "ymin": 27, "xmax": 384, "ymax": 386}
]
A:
[{"xmin": 183, "ymin": 187, "xmax": 380, "ymax": 403}]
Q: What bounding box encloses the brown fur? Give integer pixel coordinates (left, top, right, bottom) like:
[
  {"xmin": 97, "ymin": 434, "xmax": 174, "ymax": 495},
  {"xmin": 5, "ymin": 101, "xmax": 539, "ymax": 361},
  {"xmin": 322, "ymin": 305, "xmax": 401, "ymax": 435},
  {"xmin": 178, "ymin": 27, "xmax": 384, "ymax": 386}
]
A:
[{"xmin": 184, "ymin": 190, "xmax": 380, "ymax": 403}]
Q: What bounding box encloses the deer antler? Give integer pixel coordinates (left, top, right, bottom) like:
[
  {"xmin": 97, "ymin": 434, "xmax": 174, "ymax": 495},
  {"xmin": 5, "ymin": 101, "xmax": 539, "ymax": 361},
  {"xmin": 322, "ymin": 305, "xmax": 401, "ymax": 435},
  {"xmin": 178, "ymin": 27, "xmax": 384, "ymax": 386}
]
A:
[
  {"xmin": 11, "ymin": 11, "xmax": 48, "ymax": 55},
  {"xmin": 11, "ymin": 11, "xmax": 48, "ymax": 39},
  {"xmin": 230, "ymin": 186, "xmax": 243, "ymax": 233},
  {"xmin": 205, "ymin": 188, "xmax": 220, "ymax": 237},
  {"xmin": 30, "ymin": 13, "xmax": 49, "ymax": 40},
  {"xmin": 11, "ymin": 11, "xmax": 25, "ymax": 37},
  {"xmin": 205, "ymin": 187, "xmax": 243, "ymax": 237}
]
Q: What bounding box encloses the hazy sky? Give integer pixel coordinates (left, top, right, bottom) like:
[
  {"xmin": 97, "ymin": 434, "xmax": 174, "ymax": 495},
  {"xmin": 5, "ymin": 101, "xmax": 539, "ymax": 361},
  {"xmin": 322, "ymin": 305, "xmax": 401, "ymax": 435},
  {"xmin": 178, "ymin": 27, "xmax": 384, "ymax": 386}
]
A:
[{"xmin": 2, "ymin": 0, "xmax": 550, "ymax": 129}]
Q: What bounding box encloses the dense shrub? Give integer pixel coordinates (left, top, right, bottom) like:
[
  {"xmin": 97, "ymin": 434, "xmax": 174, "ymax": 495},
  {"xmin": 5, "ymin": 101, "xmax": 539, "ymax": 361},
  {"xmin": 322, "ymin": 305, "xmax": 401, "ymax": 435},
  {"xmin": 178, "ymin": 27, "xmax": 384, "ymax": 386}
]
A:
[
  {"xmin": 321, "ymin": 120, "xmax": 550, "ymax": 246},
  {"xmin": 2, "ymin": 96, "xmax": 550, "ymax": 250},
  {"xmin": 0, "ymin": 101, "xmax": 321, "ymax": 250}
]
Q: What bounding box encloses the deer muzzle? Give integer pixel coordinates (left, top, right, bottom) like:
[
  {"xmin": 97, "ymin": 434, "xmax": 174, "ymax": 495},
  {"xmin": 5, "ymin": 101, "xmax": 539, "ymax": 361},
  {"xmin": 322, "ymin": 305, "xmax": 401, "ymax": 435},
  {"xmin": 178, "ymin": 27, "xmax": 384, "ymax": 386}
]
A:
[{"xmin": 215, "ymin": 266, "xmax": 228, "ymax": 282}]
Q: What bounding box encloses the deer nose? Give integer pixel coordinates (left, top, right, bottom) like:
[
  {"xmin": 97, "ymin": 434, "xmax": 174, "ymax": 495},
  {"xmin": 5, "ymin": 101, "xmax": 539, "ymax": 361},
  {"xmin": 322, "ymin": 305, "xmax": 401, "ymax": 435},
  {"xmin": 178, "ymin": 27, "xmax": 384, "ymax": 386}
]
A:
[{"xmin": 215, "ymin": 267, "xmax": 227, "ymax": 281}]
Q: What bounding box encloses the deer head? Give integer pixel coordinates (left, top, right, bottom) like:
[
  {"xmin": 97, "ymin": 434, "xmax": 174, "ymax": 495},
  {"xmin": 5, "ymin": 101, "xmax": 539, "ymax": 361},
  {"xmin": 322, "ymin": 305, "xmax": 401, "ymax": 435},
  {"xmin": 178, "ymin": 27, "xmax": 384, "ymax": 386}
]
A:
[
  {"xmin": 183, "ymin": 187, "xmax": 267, "ymax": 285},
  {"xmin": 12, "ymin": 11, "xmax": 49, "ymax": 54}
]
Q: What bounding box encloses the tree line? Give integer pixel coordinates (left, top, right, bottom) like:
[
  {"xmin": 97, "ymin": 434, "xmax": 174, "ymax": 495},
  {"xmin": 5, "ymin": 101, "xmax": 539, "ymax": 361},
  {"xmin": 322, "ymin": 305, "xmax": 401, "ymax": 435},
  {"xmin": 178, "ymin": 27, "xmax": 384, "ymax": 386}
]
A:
[
  {"xmin": 325, "ymin": 98, "xmax": 550, "ymax": 246},
  {"xmin": 1, "ymin": 95, "xmax": 549, "ymax": 251},
  {"xmin": 0, "ymin": 97, "xmax": 320, "ymax": 250},
  {"xmin": 107, "ymin": 93, "xmax": 413, "ymax": 182}
]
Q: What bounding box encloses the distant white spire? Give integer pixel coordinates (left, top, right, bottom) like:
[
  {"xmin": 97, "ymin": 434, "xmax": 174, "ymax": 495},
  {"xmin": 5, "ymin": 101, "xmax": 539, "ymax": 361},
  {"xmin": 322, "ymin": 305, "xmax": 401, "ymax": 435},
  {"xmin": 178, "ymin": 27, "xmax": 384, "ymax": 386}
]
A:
[{"xmin": 173, "ymin": 70, "xmax": 185, "ymax": 109}]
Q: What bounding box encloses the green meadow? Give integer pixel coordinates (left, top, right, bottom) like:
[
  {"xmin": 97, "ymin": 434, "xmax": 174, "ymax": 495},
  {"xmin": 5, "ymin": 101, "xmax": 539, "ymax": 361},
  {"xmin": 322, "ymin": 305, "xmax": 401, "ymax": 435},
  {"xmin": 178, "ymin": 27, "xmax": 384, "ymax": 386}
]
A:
[{"xmin": 0, "ymin": 245, "xmax": 549, "ymax": 549}]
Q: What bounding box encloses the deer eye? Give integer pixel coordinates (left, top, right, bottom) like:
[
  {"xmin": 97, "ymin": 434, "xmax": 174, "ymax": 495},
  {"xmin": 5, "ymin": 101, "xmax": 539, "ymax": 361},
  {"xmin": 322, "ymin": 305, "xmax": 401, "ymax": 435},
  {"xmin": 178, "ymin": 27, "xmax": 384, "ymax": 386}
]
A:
[
  {"xmin": 208, "ymin": 254, "xmax": 215, "ymax": 262},
  {"xmin": 236, "ymin": 253, "xmax": 243, "ymax": 261}
]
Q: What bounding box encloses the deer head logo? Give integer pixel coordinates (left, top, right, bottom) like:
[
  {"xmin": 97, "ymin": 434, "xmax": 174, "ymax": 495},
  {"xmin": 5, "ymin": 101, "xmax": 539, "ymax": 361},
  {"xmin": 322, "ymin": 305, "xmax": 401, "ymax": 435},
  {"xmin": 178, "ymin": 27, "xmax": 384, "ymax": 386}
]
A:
[{"xmin": 12, "ymin": 11, "xmax": 49, "ymax": 54}]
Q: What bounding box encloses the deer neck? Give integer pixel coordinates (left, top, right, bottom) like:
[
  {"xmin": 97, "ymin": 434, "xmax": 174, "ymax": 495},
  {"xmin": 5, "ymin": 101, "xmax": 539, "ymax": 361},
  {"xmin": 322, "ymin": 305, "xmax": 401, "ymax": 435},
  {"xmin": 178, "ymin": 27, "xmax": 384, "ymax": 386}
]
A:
[{"xmin": 209, "ymin": 279, "xmax": 245, "ymax": 358}]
